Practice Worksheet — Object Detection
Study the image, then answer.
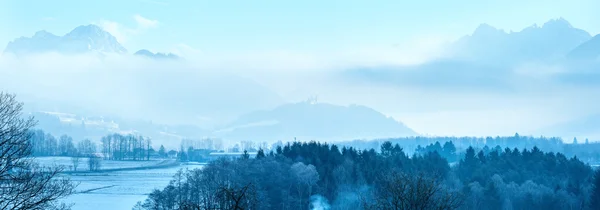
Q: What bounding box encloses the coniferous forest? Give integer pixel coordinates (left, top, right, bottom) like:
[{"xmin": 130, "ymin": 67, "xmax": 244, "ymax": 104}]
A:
[
  {"xmin": 135, "ymin": 141, "xmax": 600, "ymax": 210},
  {"xmin": 19, "ymin": 123, "xmax": 600, "ymax": 209}
]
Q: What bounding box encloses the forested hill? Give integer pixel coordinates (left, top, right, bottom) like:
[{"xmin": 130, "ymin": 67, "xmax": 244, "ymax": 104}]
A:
[{"xmin": 135, "ymin": 141, "xmax": 600, "ymax": 210}]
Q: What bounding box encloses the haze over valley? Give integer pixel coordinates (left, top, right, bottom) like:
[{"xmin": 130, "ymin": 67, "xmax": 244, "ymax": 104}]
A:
[
  {"xmin": 2, "ymin": 18, "xmax": 600, "ymax": 145},
  {"xmin": 3, "ymin": 1, "xmax": 600, "ymax": 209}
]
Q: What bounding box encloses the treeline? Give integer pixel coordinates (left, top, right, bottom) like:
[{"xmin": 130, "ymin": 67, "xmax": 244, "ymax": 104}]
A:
[
  {"xmin": 137, "ymin": 141, "xmax": 600, "ymax": 210},
  {"xmin": 340, "ymin": 134, "xmax": 562, "ymax": 153},
  {"xmin": 339, "ymin": 134, "xmax": 600, "ymax": 163},
  {"xmin": 415, "ymin": 141, "xmax": 458, "ymax": 162},
  {"xmin": 564, "ymin": 142, "xmax": 600, "ymax": 163},
  {"xmin": 100, "ymin": 133, "xmax": 152, "ymax": 161},
  {"xmin": 29, "ymin": 129, "xmax": 97, "ymax": 156},
  {"xmin": 28, "ymin": 129, "xmax": 155, "ymax": 161}
]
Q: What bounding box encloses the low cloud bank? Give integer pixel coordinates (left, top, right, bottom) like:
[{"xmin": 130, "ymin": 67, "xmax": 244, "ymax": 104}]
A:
[{"xmin": 2, "ymin": 51, "xmax": 600, "ymax": 139}]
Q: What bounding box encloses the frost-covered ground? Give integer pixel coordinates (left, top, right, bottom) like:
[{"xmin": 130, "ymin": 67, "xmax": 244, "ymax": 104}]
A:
[
  {"xmin": 62, "ymin": 164, "xmax": 204, "ymax": 210},
  {"xmin": 34, "ymin": 156, "xmax": 170, "ymax": 171},
  {"xmin": 30, "ymin": 156, "xmax": 205, "ymax": 210}
]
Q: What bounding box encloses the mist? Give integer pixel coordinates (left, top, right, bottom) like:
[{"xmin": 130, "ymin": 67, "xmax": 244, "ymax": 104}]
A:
[
  {"xmin": 4, "ymin": 2, "xmax": 600, "ymax": 210},
  {"xmin": 2, "ymin": 48, "xmax": 600, "ymax": 142}
]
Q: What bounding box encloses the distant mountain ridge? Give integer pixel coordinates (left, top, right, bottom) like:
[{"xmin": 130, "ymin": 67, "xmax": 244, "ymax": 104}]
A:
[
  {"xmin": 567, "ymin": 34, "xmax": 600, "ymax": 60},
  {"xmin": 451, "ymin": 18, "xmax": 591, "ymax": 64},
  {"xmin": 134, "ymin": 49, "xmax": 180, "ymax": 60},
  {"xmin": 4, "ymin": 24, "xmax": 127, "ymax": 55},
  {"xmin": 5, "ymin": 18, "xmax": 594, "ymax": 62},
  {"xmin": 31, "ymin": 111, "xmax": 209, "ymax": 149},
  {"xmin": 214, "ymin": 102, "xmax": 417, "ymax": 142},
  {"xmin": 31, "ymin": 101, "xmax": 417, "ymax": 144},
  {"xmin": 342, "ymin": 18, "xmax": 598, "ymax": 88}
]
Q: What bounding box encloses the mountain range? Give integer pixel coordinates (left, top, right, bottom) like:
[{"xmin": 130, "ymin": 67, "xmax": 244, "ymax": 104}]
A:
[
  {"xmin": 343, "ymin": 18, "xmax": 600, "ymax": 89},
  {"xmin": 4, "ymin": 25, "xmax": 127, "ymax": 55},
  {"xmin": 451, "ymin": 18, "xmax": 592, "ymax": 64},
  {"xmin": 4, "ymin": 19, "xmax": 598, "ymax": 62},
  {"xmin": 5, "ymin": 19, "xmax": 600, "ymax": 142},
  {"xmin": 3, "ymin": 24, "xmax": 180, "ymax": 58},
  {"xmin": 134, "ymin": 49, "xmax": 180, "ymax": 60}
]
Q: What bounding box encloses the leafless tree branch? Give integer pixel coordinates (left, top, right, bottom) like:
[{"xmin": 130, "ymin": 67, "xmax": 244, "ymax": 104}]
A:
[{"xmin": 0, "ymin": 92, "xmax": 76, "ymax": 210}]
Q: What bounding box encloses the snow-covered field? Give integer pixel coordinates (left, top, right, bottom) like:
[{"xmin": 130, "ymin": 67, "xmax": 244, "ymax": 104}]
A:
[
  {"xmin": 63, "ymin": 164, "xmax": 203, "ymax": 210},
  {"xmin": 34, "ymin": 156, "xmax": 170, "ymax": 171},
  {"xmin": 33, "ymin": 157, "xmax": 203, "ymax": 210},
  {"xmin": 63, "ymin": 164, "xmax": 204, "ymax": 210}
]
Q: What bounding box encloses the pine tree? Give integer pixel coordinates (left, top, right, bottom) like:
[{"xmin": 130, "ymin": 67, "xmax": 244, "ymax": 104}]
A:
[
  {"xmin": 591, "ymin": 169, "xmax": 600, "ymax": 209},
  {"xmin": 256, "ymin": 148, "xmax": 265, "ymax": 159},
  {"xmin": 242, "ymin": 150, "xmax": 250, "ymax": 160},
  {"xmin": 464, "ymin": 147, "xmax": 477, "ymax": 166},
  {"xmin": 158, "ymin": 145, "xmax": 166, "ymax": 158},
  {"xmin": 178, "ymin": 146, "xmax": 188, "ymax": 162}
]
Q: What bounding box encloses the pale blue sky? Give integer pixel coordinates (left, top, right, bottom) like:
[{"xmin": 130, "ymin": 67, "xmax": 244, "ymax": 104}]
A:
[{"xmin": 1, "ymin": 0, "xmax": 600, "ymax": 55}]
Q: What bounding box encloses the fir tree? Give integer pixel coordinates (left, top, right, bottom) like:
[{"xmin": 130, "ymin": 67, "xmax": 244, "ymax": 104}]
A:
[{"xmin": 590, "ymin": 169, "xmax": 600, "ymax": 209}]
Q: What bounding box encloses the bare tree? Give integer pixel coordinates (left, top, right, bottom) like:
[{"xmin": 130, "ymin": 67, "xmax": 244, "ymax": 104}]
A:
[
  {"xmin": 291, "ymin": 162, "xmax": 320, "ymax": 209},
  {"xmin": 88, "ymin": 155, "xmax": 102, "ymax": 171},
  {"xmin": 58, "ymin": 135, "xmax": 76, "ymax": 156},
  {"xmin": 146, "ymin": 137, "xmax": 151, "ymax": 161},
  {"xmin": 0, "ymin": 92, "xmax": 76, "ymax": 210},
  {"xmin": 71, "ymin": 156, "xmax": 80, "ymax": 171},
  {"xmin": 77, "ymin": 139, "xmax": 96, "ymax": 156},
  {"xmin": 215, "ymin": 182, "xmax": 258, "ymax": 210},
  {"xmin": 363, "ymin": 171, "xmax": 463, "ymax": 210}
]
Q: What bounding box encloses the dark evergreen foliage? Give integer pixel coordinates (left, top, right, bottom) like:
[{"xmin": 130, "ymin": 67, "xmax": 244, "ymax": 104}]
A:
[
  {"xmin": 139, "ymin": 140, "xmax": 597, "ymax": 210},
  {"xmin": 590, "ymin": 169, "xmax": 600, "ymax": 209}
]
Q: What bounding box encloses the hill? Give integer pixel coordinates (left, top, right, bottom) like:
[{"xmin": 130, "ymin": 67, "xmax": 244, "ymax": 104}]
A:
[{"xmin": 214, "ymin": 102, "xmax": 417, "ymax": 142}]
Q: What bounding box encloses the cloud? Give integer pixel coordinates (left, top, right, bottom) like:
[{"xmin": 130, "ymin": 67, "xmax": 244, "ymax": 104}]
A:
[
  {"xmin": 98, "ymin": 20, "xmax": 133, "ymax": 44},
  {"xmin": 0, "ymin": 53, "xmax": 285, "ymax": 126},
  {"xmin": 326, "ymin": 35, "xmax": 454, "ymax": 68},
  {"xmin": 169, "ymin": 43, "xmax": 202, "ymax": 57},
  {"xmin": 133, "ymin": 14, "xmax": 158, "ymax": 29},
  {"xmin": 96, "ymin": 15, "xmax": 159, "ymax": 44},
  {"xmin": 2, "ymin": 40, "xmax": 600, "ymax": 138}
]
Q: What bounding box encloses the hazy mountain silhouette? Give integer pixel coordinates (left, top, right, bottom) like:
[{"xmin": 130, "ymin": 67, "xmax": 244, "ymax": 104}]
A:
[
  {"xmin": 342, "ymin": 18, "xmax": 594, "ymax": 89},
  {"xmin": 30, "ymin": 111, "xmax": 209, "ymax": 149},
  {"xmin": 452, "ymin": 18, "xmax": 590, "ymax": 64},
  {"xmin": 134, "ymin": 49, "xmax": 180, "ymax": 60},
  {"xmin": 567, "ymin": 34, "xmax": 600, "ymax": 60},
  {"xmin": 214, "ymin": 101, "xmax": 417, "ymax": 142},
  {"xmin": 4, "ymin": 24, "xmax": 127, "ymax": 55}
]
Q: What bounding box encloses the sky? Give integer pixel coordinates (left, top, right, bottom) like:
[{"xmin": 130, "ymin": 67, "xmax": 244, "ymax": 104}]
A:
[
  {"xmin": 1, "ymin": 0, "xmax": 600, "ymax": 56},
  {"xmin": 1, "ymin": 0, "xmax": 600, "ymax": 139}
]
